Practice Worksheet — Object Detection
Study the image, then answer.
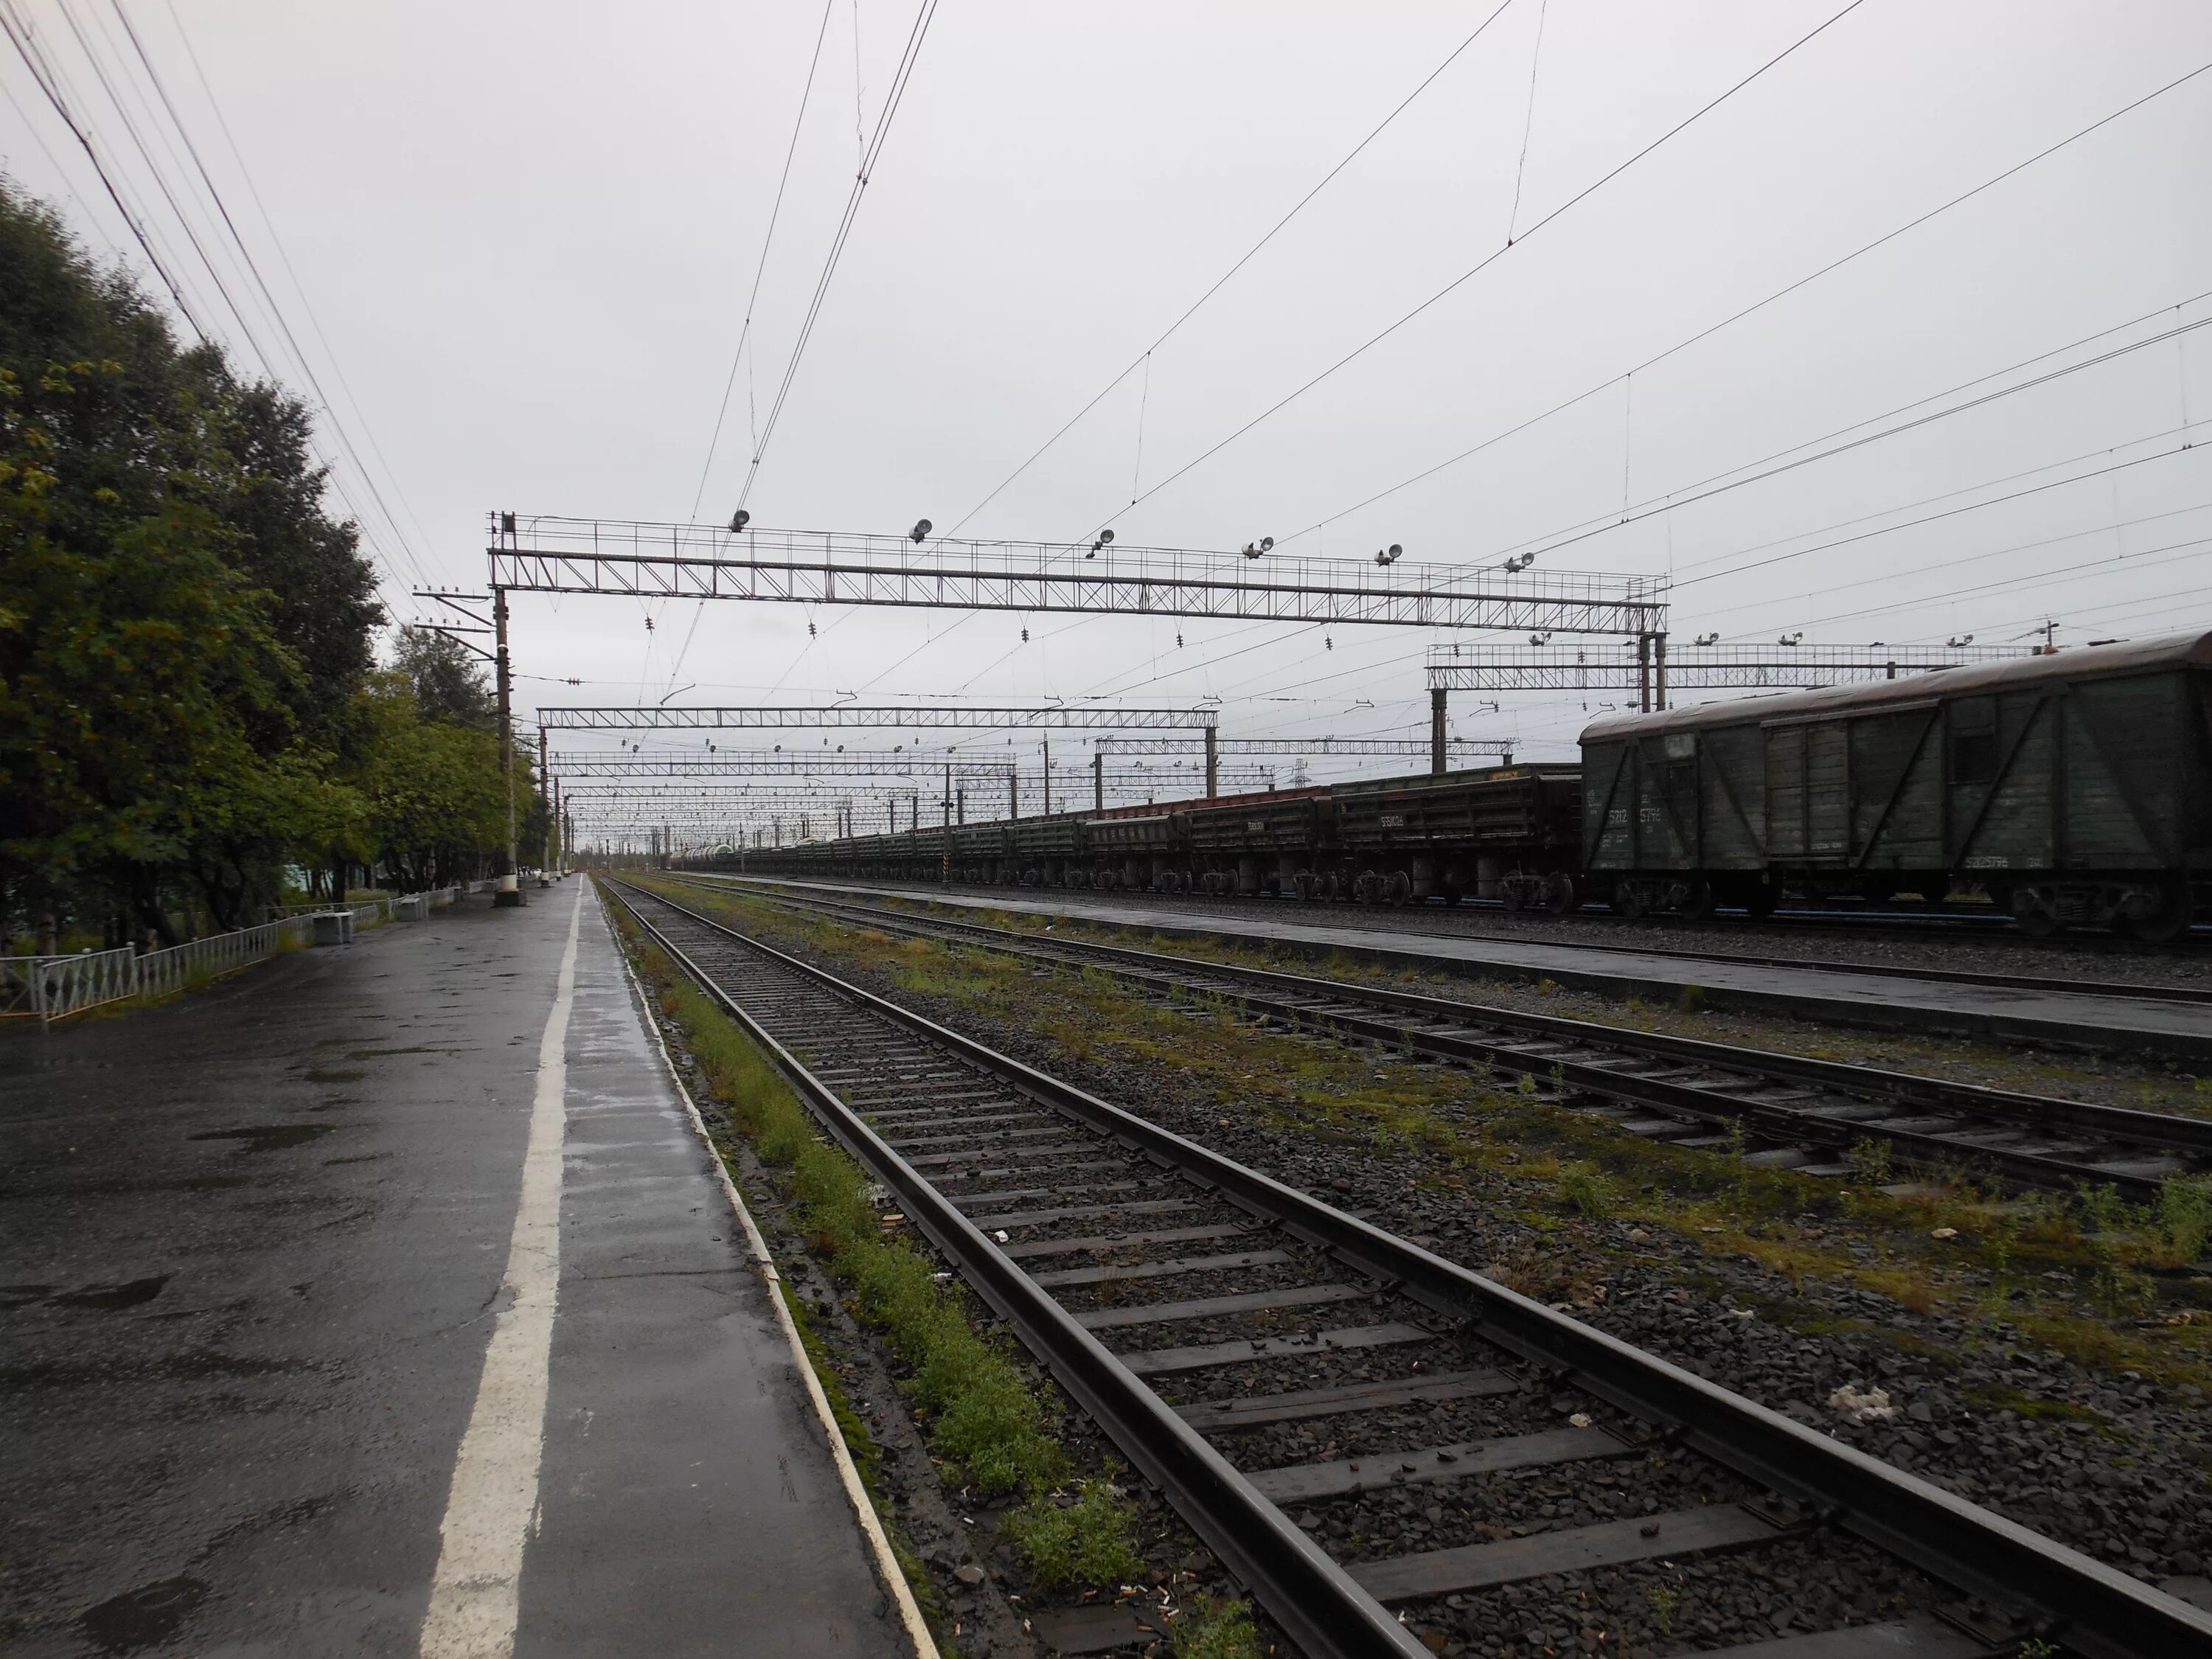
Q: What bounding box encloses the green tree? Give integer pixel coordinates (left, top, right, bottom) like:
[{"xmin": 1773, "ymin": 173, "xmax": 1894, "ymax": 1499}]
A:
[{"xmin": 1, "ymin": 179, "xmax": 383, "ymax": 941}]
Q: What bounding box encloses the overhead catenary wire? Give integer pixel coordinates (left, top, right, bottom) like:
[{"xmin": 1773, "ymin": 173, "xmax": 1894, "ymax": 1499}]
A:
[
  {"xmin": 1081, "ymin": 0, "xmax": 1871, "ymax": 543},
  {"xmin": 1442, "ymin": 308, "xmax": 2212, "ymax": 585},
  {"xmin": 945, "ymin": 0, "xmax": 1520, "ymax": 538},
  {"xmin": 1289, "ymin": 58, "xmax": 2212, "ymax": 554},
  {"xmin": 688, "ymin": 0, "xmax": 838, "ymax": 522},
  {"xmin": 734, "ymin": 0, "xmax": 937, "ymax": 515}
]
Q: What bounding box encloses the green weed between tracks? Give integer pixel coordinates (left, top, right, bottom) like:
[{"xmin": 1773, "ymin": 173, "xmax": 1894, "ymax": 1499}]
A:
[{"xmin": 617, "ymin": 921, "xmax": 1144, "ymax": 1594}]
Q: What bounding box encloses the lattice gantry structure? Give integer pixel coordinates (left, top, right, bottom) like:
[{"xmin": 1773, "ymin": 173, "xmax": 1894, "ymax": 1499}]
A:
[
  {"xmin": 1422, "ymin": 639, "xmax": 2040, "ymax": 754},
  {"xmin": 536, "ymin": 704, "xmax": 1218, "ymax": 732},
  {"xmin": 1094, "ymin": 734, "xmax": 1519, "ymax": 761},
  {"xmin": 488, "ymin": 515, "xmax": 1670, "ymax": 636},
  {"xmin": 540, "ymin": 703, "xmax": 1238, "ymax": 823}
]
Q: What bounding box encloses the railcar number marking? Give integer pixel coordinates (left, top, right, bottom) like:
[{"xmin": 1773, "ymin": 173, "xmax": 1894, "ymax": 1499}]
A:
[{"xmin": 1378, "ymin": 813, "xmax": 1406, "ymax": 828}]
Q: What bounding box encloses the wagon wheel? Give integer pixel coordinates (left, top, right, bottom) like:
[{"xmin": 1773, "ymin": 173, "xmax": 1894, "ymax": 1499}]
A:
[
  {"xmin": 2124, "ymin": 885, "xmax": 2194, "ymax": 943},
  {"xmin": 1677, "ymin": 879, "xmax": 1717, "ymax": 922},
  {"xmin": 1544, "ymin": 874, "xmax": 1581, "ymax": 917},
  {"xmin": 2012, "ymin": 888, "xmax": 2065, "ymax": 937},
  {"xmin": 1613, "ymin": 885, "xmax": 1646, "ymax": 920}
]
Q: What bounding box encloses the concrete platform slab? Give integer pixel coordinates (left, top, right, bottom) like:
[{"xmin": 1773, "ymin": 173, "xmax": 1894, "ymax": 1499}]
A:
[{"xmin": 0, "ymin": 880, "xmax": 914, "ymax": 1658}]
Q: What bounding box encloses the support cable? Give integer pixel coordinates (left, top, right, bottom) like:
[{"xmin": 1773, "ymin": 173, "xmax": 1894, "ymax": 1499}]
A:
[
  {"xmin": 734, "ymin": 0, "xmax": 936, "ymax": 514},
  {"xmin": 1292, "ymin": 59, "xmax": 2212, "ymax": 552},
  {"xmin": 1082, "ymin": 0, "xmax": 1868, "ymax": 541},
  {"xmin": 688, "ymin": 0, "xmax": 838, "ymax": 521},
  {"xmin": 945, "ymin": 0, "xmax": 1518, "ymax": 536}
]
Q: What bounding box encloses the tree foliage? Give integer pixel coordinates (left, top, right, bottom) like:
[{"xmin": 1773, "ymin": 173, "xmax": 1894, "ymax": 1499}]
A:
[{"xmin": 0, "ymin": 180, "xmax": 532, "ymax": 945}]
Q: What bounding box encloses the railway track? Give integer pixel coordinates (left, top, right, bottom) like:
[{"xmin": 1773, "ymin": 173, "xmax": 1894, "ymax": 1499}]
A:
[
  {"xmin": 672, "ymin": 877, "xmax": 2212, "ymax": 1202},
  {"xmin": 608, "ymin": 877, "xmax": 2212, "ymax": 1659},
  {"xmin": 740, "ymin": 875, "xmax": 2212, "ymax": 1009}
]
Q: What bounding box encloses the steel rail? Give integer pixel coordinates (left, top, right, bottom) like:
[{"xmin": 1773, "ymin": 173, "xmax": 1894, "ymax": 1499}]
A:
[
  {"xmin": 712, "ymin": 871, "xmax": 2212, "ymax": 1001},
  {"xmin": 601, "ymin": 880, "xmax": 1429, "ymax": 1659},
  {"xmin": 689, "ymin": 877, "xmax": 2212, "ymax": 1200},
  {"xmin": 611, "ymin": 877, "xmax": 2212, "ymax": 1659}
]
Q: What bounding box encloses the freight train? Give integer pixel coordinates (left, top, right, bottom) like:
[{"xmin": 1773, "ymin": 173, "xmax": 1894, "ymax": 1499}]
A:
[{"xmin": 700, "ymin": 630, "xmax": 2212, "ymax": 939}]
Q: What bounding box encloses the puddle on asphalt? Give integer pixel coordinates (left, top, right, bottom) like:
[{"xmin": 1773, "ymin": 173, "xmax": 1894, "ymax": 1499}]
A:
[
  {"xmin": 302, "ymin": 1068, "xmax": 367, "ymax": 1083},
  {"xmin": 189, "ymin": 1124, "xmax": 335, "ymax": 1152},
  {"xmin": 78, "ymin": 1575, "xmax": 206, "ymax": 1652},
  {"xmin": 344, "ymin": 1046, "xmax": 462, "ymax": 1058},
  {"xmin": 53, "ymin": 1274, "xmax": 171, "ymax": 1310}
]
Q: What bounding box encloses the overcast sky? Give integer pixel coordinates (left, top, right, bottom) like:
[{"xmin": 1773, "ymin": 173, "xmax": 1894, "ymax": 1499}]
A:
[{"xmin": 7, "ymin": 1, "xmax": 2211, "ymax": 834}]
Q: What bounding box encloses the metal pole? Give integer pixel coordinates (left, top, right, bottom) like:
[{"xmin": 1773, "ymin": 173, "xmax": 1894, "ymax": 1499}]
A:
[
  {"xmin": 538, "ymin": 727, "xmax": 552, "ymax": 878},
  {"xmin": 1204, "ymin": 727, "xmax": 1218, "ymax": 799},
  {"xmin": 1093, "ymin": 750, "xmax": 1103, "ymax": 811},
  {"xmin": 956, "ymin": 787, "xmax": 965, "ymax": 826},
  {"xmin": 1429, "ymin": 686, "xmax": 1447, "ymax": 776},
  {"xmin": 494, "ymin": 585, "xmax": 522, "ymax": 905},
  {"xmin": 1043, "ymin": 738, "xmax": 1051, "ymax": 814},
  {"xmin": 1636, "ymin": 633, "xmax": 1652, "ymax": 714},
  {"xmin": 1654, "ymin": 632, "xmax": 1669, "ymax": 712},
  {"xmin": 1010, "ymin": 766, "xmax": 1019, "ymax": 820}
]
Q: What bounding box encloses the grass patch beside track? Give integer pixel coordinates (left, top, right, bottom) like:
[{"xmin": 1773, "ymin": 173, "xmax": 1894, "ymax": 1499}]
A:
[
  {"xmin": 644, "ymin": 877, "xmax": 2212, "ymax": 1396},
  {"xmin": 609, "ymin": 907, "xmax": 1147, "ymax": 1611}
]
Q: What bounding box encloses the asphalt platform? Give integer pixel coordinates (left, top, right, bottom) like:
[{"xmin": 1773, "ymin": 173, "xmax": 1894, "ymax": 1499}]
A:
[
  {"xmin": 1, "ymin": 879, "xmax": 915, "ymax": 1658},
  {"xmin": 722, "ymin": 875, "xmax": 2212, "ymax": 1061}
]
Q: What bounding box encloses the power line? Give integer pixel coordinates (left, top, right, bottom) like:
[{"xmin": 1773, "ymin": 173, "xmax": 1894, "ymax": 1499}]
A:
[
  {"xmin": 1672, "ymin": 439, "xmax": 2201, "ymax": 590},
  {"xmin": 156, "ymin": 0, "xmax": 439, "ymax": 569},
  {"xmin": 7, "ymin": 0, "xmax": 428, "ymax": 589},
  {"xmin": 0, "ymin": 0, "xmax": 206, "ymax": 333},
  {"xmin": 1461, "ymin": 308, "xmax": 2212, "ymax": 583},
  {"xmin": 945, "ymin": 0, "xmax": 1520, "ymax": 537},
  {"xmin": 109, "ymin": 0, "xmax": 431, "ymax": 588},
  {"xmin": 1291, "ymin": 57, "xmax": 2212, "ymax": 551},
  {"xmin": 734, "ymin": 0, "xmax": 936, "ymax": 513},
  {"xmin": 688, "ymin": 0, "xmax": 837, "ymax": 521},
  {"xmin": 1083, "ymin": 0, "xmax": 1870, "ymax": 540}
]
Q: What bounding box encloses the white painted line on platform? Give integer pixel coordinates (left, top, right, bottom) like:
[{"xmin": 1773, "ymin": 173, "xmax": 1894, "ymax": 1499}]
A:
[
  {"xmin": 420, "ymin": 883, "xmax": 585, "ymax": 1659},
  {"xmin": 600, "ymin": 880, "xmax": 939, "ymax": 1659}
]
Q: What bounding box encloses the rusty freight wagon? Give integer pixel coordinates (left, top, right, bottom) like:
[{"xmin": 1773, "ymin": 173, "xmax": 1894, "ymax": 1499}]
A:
[{"xmin": 1577, "ymin": 631, "xmax": 2212, "ymax": 936}]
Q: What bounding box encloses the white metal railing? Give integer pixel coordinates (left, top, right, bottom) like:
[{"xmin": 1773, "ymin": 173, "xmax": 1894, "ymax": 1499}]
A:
[
  {"xmin": 133, "ymin": 915, "xmax": 319, "ymax": 1002},
  {"xmin": 0, "ymin": 946, "xmax": 138, "ymax": 1023},
  {"xmin": 0, "ymin": 888, "xmax": 460, "ymax": 1027}
]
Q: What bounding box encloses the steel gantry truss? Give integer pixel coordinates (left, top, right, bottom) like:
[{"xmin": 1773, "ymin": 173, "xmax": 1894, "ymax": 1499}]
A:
[
  {"xmin": 1094, "ymin": 734, "xmax": 1519, "ymax": 760},
  {"xmin": 540, "ymin": 703, "xmax": 1235, "ymax": 799},
  {"xmin": 488, "ymin": 515, "xmax": 1671, "ymax": 636},
  {"xmin": 536, "ymin": 704, "xmax": 1219, "ymax": 732},
  {"xmin": 1425, "ymin": 639, "xmax": 2035, "ymax": 697}
]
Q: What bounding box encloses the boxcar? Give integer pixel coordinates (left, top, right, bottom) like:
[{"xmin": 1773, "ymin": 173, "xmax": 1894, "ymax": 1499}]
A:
[{"xmin": 1578, "ymin": 630, "xmax": 2212, "ymax": 936}]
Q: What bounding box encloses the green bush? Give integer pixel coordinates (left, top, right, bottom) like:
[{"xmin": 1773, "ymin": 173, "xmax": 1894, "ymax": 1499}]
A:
[
  {"xmin": 1557, "ymin": 1166, "xmax": 1613, "ymax": 1219},
  {"xmin": 1175, "ymin": 1595, "xmax": 1259, "ymax": 1659},
  {"xmin": 2159, "ymin": 1175, "xmax": 2212, "ymax": 1265},
  {"xmin": 1004, "ymin": 1481, "xmax": 1144, "ymax": 1589}
]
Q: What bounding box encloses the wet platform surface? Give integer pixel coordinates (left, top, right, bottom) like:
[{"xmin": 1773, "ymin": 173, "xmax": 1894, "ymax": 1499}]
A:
[
  {"xmin": 726, "ymin": 875, "xmax": 2212, "ymax": 1059},
  {"xmin": 1, "ymin": 879, "xmax": 911, "ymax": 1658}
]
